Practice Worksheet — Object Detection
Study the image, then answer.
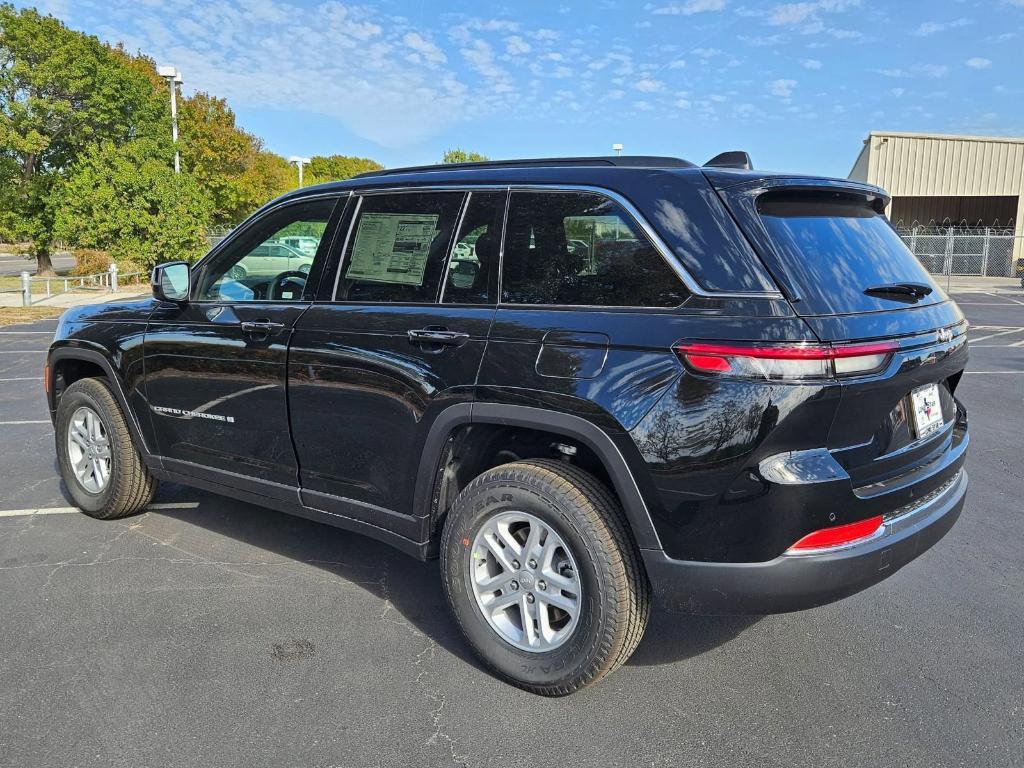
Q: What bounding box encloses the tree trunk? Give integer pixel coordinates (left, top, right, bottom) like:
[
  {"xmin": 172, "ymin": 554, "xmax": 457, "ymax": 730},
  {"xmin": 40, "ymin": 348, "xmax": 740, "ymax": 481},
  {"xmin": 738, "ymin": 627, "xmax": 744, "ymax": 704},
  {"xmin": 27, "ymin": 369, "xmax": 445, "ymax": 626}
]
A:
[{"xmin": 35, "ymin": 249, "xmax": 56, "ymax": 277}]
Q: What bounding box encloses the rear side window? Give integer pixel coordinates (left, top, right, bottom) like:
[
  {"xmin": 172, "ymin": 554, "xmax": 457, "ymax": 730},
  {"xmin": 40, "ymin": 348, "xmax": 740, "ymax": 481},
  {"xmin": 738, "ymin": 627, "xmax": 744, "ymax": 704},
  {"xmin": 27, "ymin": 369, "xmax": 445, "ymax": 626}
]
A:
[
  {"xmin": 501, "ymin": 191, "xmax": 688, "ymax": 307},
  {"xmin": 336, "ymin": 191, "xmax": 464, "ymax": 303},
  {"xmin": 755, "ymin": 190, "xmax": 942, "ymax": 316}
]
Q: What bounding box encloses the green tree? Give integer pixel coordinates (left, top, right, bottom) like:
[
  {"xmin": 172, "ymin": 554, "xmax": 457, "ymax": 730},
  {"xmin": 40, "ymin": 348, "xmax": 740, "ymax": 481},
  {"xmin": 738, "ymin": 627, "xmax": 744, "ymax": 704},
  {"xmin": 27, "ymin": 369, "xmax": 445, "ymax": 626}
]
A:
[
  {"xmin": 52, "ymin": 139, "xmax": 211, "ymax": 270},
  {"xmin": 0, "ymin": 5, "xmax": 169, "ymax": 273},
  {"xmin": 307, "ymin": 154, "xmax": 382, "ymax": 183},
  {"xmin": 442, "ymin": 148, "xmax": 490, "ymax": 164},
  {"xmin": 178, "ymin": 92, "xmax": 297, "ymax": 225}
]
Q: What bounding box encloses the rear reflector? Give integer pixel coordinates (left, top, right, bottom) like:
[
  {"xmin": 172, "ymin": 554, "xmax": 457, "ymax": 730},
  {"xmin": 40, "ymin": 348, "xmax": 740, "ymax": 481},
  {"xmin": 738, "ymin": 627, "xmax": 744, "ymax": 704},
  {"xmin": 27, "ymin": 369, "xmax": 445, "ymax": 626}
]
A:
[
  {"xmin": 787, "ymin": 515, "xmax": 884, "ymax": 552},
  {"xmin": 675, "ymin": 341, "xmax": 897, "ymax": 381},
  {"xmin": 43, "ymin": 364, "xmax": 50, "ymax": 394}
]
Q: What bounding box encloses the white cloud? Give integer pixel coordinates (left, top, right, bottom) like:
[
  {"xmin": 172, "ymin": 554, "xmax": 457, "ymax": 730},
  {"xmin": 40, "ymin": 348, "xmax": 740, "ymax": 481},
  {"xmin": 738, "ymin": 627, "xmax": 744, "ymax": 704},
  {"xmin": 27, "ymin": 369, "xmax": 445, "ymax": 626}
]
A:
[
  {"xmin": 534, "ymin": 28, "xmax": 560, "ymax": 41},
  {"xmin": 505, "ymin": 35, "xmax": 531, "ymax": 55},
  {"xmin": 913, "ymin": 18, "xmax": 972, "ymax": 36},
  {"xmin": 917, "ymin": 64, "xmax": 950, "ymax": 78},
  {"xmin": 632, "ymin": 100, "xmax": 655, "ymax": 111},
  {"xmin": 650, "ymin": 0, "xmax": 727, "ymax": 15},
  {"xmin": 766, "ymin": 0, "xmax": 862, "ymax": 35},
  {"xmin": 800, "ymin": 58, "xmax": 822, "ymax": 69},
  {"xmin": 668, "ymin": 58, "xmax": 687, "ymax": 68},
  {"xmin": 890, "ymin": 87, "xmax": 905, "ymax": 97},
  {"xmin": 607, "ymin": 89, "xmax": 626, "ymax": 100},
  {"xmin": 966, "ymin": 57, "xmax": 992, "ymax": 69},
  {"xmin": 635, "ymin": 77, "xmax": 665, "ymax": 92},
  {"xmin": 403, "ymin": 32, "xmax": 446, "ymax": 66},
  {"xmin": 691, "ymin": 47, "xmax": 722, "ymax": 58},
  {"xmin": 674, "ymin": 98, "xmax": 692, "ymax": 108},
  {"xmin": 768, "ymin": 78, "xmax": 797, "ymax": 98}
]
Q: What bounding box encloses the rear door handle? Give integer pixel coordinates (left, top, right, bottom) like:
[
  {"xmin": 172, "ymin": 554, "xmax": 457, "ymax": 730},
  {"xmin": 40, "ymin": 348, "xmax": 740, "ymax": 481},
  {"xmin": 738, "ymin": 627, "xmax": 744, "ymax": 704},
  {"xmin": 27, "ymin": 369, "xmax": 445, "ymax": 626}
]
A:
[
  {"xmin": 407, "ymin": 328, "xmax": 470, "ymax": 347},
  {"xmin": 241, "ymin": 320, "xmax": 285, "ymax": 335}
]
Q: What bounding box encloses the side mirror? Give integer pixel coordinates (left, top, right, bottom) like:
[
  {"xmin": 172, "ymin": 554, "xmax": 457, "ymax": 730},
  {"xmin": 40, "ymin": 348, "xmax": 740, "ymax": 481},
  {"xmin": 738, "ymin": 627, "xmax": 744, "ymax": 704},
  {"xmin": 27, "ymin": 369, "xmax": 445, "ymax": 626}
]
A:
[{"xmin": 152, "ymin": 261, "xmax": 190, "ymax": 303}]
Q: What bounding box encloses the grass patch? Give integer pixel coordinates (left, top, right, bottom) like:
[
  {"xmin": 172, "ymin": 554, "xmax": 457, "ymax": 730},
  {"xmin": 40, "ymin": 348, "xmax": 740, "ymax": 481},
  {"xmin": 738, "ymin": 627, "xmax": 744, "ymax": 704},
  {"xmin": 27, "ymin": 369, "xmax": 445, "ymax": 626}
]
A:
[{"xmin": 0, "ymin": 306, "xmax": 65, "ymax": 326}]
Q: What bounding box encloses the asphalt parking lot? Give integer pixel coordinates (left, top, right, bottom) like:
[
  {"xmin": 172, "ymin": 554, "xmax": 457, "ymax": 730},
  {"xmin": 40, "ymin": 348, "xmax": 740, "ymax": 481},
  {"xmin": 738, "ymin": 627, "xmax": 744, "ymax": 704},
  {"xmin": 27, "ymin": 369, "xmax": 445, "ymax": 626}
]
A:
[{"xmin": 1, "ymin": 289, "xmax": 1022, "ymax": 768}]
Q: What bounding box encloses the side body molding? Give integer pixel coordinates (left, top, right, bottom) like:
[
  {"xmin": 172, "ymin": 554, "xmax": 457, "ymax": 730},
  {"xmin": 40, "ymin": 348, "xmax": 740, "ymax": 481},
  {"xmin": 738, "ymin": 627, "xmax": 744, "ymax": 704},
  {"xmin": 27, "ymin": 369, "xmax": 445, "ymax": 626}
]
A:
[{"xmin": 412, "ymin": 402, "xmax": 663, "ymax": 552}]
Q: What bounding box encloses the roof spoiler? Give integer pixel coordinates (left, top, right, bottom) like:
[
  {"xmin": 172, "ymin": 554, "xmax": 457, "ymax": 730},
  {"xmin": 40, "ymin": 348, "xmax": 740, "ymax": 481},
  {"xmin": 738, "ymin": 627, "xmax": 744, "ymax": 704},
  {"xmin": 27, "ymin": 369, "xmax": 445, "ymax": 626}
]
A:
[{"xmin": 704, "ymin": 151, "xmax": 753, "ymax": 170}]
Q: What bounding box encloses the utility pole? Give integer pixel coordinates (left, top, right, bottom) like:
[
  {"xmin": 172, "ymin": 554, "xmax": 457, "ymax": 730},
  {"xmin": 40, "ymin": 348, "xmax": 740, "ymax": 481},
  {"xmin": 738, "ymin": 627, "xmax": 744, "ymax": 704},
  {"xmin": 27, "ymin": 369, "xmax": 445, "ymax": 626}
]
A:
[
  {"xmin": 289, "ymin": 156, "xmax": 311, "ymax": 188},
  {"xmin": 158, "ymin": 66, "xmax": 183, "ymax": 173},
  {"xmin": 612, "ymin": 143, "xmax": 623, "ymax": 156}
]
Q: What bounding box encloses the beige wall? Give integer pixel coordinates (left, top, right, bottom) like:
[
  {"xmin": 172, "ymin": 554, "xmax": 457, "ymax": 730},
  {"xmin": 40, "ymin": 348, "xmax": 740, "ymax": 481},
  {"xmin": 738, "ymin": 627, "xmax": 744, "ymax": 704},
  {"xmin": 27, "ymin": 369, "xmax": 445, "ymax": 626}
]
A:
[{"xmin": 851, "ymin": 131, "xmax": 1024, "ymax": 263}]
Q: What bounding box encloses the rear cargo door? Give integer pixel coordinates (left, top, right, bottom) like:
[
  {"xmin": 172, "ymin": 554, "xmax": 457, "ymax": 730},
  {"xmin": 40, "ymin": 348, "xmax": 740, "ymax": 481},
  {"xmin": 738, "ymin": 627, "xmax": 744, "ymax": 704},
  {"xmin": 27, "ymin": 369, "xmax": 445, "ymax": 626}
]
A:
[{"xmin": 711, "ymin": 173, "xmax": 969, "ymax": 490}]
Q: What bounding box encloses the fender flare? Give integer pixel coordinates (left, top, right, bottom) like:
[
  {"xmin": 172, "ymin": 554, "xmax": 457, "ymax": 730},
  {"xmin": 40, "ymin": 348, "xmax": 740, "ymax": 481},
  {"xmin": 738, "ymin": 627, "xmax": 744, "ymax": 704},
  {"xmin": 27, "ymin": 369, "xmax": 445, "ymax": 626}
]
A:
[
  {"xmin": 48, "ymin": 345, "xmax": 154, "ymax": 460},
  {"xmin": 413, "ymin": 402, "xmax": 663, "ymax": 551}
]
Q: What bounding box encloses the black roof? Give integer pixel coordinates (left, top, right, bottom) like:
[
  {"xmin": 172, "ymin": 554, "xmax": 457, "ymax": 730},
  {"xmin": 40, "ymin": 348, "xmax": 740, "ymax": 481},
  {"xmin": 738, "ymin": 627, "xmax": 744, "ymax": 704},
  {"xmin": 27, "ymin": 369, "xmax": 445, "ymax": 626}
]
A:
[{"xmin": 354, "ymin": 155, "xmax": 696, "ymax": 179}]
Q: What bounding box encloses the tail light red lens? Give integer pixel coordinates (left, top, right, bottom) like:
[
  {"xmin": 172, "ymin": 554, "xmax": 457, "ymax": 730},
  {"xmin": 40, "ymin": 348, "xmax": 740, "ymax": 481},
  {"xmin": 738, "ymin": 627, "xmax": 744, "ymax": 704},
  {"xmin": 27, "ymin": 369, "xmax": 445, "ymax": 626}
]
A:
[
  {"xmin": 787, "ymin": 515, "xmax": 884, "ymax": 553},
  {"xmin": 674, "ymin": 341, "xmax": 897, "ymax": 381}
]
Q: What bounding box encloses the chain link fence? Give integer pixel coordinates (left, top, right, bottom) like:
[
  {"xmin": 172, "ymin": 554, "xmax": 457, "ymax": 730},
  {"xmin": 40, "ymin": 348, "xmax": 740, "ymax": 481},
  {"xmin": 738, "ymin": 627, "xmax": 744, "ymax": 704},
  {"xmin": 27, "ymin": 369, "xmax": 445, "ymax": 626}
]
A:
[{"xmin": 894, "ymin": 222, "xmax": 1021, "ymax": 278}]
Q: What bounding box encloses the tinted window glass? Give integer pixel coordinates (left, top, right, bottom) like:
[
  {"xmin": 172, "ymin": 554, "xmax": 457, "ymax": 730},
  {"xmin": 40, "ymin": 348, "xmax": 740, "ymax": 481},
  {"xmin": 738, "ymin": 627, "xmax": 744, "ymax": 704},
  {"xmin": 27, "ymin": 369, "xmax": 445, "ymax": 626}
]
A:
[
  {"xmin": 442, "ymin": 191, "xmax": 505, "ymax": 305},
  {"xmin": 336, "ymin": 192, "xmax": 464, "ymax": 303},
  {"xmin": 501, "ymin": 192, "xmax": 688, "ymax": 307},
  {"xmin": 757, "ymin": 190, "xmax": 942, "ymax": 316},
  {"xmin": 197, "ymin": 198, "xmax": 336, "ymax": 301}
]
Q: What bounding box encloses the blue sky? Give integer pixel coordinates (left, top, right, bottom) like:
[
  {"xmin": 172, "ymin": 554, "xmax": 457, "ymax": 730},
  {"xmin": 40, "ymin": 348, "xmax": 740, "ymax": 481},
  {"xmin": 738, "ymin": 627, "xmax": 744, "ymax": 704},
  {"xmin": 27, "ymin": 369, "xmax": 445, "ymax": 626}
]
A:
[{"xmin": 25, "ymin": 0, "xmax": 1024, "ymax": 176}]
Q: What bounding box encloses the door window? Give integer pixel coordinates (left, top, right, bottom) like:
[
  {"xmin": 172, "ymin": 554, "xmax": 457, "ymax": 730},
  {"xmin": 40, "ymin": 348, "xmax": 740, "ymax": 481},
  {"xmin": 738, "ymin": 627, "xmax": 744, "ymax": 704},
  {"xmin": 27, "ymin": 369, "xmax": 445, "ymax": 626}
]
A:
[
  {"xmin": 335, "ymin": 191, "xmax": 465, "ymax": 303},
  {"xmin": 196, "ymin": 197, "xmax": 337, "ymax": 302},
  {"xmin": 501, "ymin": 191, "xmax": 688, "ymax": 307},
  {"xmin": 441, "ymin": 191, "xmax": 505, "ymax": 305}
]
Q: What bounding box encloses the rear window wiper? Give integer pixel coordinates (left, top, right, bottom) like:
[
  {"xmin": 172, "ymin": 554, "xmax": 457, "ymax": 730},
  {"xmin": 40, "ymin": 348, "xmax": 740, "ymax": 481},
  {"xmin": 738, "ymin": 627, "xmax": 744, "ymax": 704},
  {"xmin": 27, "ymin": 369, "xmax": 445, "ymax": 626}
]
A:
[{"xmin": 863, "ymin": 282, "xmax": 933, "ymax": 301}]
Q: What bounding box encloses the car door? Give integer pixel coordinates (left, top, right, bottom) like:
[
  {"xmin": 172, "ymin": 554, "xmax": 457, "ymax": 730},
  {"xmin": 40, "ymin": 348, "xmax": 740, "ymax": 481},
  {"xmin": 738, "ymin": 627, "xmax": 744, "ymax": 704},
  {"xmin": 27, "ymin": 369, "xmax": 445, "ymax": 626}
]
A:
[
  {"xmin": 288, "ymin": 189, "xmax": 503, "ymax": 537},
  {"xmin": 144, "ymin": 194, "xmax": 344, "ymax": 496}
]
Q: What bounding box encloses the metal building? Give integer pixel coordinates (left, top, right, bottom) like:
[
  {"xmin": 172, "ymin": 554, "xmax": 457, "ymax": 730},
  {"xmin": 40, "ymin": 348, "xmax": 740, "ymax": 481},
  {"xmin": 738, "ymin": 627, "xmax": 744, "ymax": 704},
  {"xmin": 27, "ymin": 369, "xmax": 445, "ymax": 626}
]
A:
[{"xmin": 849, "ymin": 130, "xmax": 1024, "ymax": 277}]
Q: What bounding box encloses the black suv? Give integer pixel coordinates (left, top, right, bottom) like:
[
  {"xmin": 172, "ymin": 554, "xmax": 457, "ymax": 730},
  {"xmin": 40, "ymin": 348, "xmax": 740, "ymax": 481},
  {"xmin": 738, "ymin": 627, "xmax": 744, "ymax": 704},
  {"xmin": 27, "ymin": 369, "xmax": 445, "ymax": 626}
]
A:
[{"xmin": 46, "ymin": 155, "xmax": 969, "ymax": 695}]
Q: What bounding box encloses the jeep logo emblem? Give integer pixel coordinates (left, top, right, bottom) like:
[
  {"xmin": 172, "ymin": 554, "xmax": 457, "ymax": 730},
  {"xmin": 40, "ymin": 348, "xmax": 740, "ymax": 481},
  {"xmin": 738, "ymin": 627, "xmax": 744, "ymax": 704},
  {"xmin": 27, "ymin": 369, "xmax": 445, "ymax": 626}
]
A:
[
  {"xmin": 519, "ymin": 571, "xmax": 535, "ymax": 588},
  {"xmin": 937, "ymin": 328, "xmax": 953, "ymax": 343}
]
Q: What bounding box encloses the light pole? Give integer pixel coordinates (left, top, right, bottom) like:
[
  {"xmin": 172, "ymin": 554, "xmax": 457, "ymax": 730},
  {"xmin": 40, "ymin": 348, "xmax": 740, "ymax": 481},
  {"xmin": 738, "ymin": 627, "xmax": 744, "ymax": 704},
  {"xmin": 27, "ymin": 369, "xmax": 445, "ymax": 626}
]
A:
[
  {"xmin": 289, "ymin": 156, "xmax": 311, "ymax": 188},
  {"xmin": 612, "ymin": 143, "xmax": 623, "ymax": 156},
  {"xmin": 158, "ymin": 65, "xmax": 183, "ymax": 173}
]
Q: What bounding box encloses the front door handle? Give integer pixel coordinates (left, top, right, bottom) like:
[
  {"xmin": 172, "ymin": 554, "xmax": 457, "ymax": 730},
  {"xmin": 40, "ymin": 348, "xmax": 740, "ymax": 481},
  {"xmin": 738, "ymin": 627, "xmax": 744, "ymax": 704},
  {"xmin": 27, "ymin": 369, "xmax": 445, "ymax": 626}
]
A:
[
  {"xmin": 407, "ymin": 328, "xmax": 470, "ymax": 347},
  {"xmin": 241, "ymin": 320, "xmax": 285, "ymax": 335}
]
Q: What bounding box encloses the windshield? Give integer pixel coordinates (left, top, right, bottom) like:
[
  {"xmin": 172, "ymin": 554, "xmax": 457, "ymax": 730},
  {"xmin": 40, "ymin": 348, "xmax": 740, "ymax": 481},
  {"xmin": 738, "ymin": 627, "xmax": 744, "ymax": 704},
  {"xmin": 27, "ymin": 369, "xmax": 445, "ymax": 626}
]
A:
[{"xmin": 756, "ymin": 190, "xmax": 944, "ymax": 316}]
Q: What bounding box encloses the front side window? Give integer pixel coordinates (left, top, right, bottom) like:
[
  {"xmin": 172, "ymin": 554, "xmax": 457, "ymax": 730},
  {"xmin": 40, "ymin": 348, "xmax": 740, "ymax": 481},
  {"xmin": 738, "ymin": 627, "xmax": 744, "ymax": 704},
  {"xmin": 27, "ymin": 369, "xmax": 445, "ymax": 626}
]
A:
[
  {"xmin": 335, "ymin": 191, "xmax": 465, "ymax": 303},
  {"xmin": 501, "ymin": 191, "xmax": 688, "ymax": 307},
  {"xmin": 196, "ymin": 197, "xmax": 336, "ymax": 302}
]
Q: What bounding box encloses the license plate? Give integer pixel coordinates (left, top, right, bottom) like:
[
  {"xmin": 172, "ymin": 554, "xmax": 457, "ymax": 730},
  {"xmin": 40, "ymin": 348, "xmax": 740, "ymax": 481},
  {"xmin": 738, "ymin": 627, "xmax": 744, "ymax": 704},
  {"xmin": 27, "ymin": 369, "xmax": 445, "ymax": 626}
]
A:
[{"xmin": 910, "ymin": 384, "xmax": 943, "ymax": 438}]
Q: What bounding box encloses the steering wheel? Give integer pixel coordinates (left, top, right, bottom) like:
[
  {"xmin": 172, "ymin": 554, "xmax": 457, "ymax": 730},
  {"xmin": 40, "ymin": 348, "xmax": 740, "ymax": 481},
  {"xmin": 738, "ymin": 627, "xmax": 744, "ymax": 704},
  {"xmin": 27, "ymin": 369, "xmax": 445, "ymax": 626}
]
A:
[{"xmin": 269, "ymin": 270, "xmax": 308, "ymax": 301}]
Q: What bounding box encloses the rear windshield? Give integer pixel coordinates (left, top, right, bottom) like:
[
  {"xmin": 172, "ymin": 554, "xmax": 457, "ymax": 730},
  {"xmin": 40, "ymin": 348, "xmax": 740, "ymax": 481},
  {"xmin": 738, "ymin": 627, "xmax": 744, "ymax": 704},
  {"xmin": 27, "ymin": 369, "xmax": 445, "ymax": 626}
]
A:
[{"xmin": 756, "ymin": 190, "xmax": 942, "ymax": 316}]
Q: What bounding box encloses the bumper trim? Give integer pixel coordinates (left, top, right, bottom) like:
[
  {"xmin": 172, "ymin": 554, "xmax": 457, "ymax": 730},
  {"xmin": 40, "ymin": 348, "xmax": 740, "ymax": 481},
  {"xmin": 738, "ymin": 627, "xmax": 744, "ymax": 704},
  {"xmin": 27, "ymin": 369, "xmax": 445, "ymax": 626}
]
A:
[{"xmin": 643, "ymin": 469, "xmax": 967, "ymax": 615}]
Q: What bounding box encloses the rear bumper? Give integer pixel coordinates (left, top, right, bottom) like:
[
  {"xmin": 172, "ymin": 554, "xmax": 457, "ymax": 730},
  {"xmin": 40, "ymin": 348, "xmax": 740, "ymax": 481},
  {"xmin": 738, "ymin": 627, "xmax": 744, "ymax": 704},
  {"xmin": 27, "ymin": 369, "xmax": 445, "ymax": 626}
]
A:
[{"xmin": 642, "ymin": 468, "xmax": 967, "ymax": 615}]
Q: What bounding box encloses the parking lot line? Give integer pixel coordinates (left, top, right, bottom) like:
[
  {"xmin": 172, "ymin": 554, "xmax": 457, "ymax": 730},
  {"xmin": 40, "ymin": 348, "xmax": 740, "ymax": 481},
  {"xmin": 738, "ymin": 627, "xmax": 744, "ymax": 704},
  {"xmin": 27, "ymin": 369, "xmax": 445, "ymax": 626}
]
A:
[
  {"xmin": 0, "ymin": 350, "xmax": 46, "ymax": 354},
  {"xmin": 969, "ymin": 328, "xmax": 1023, "ymax": 343},
  {"xmin": 0, "ymin": 420, "xmax": 51, "ymax": 425},
  {"xmin": 0, "ymin": 501, "xmax": 199, "ymax": 517},
  {"xmin": 0, "ymin": 377, "xmax": 41, "ymax": 382}
]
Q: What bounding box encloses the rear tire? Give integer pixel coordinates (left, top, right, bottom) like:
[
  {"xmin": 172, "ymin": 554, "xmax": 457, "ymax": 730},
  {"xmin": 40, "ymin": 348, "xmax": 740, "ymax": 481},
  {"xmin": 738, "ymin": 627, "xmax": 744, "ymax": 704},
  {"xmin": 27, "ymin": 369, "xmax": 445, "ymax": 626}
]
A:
[
  {"xmin": 440, "ymin": 459, "xmax": 650, "ymax": 696},
  {"xmin": 56, "ymin": 377, "xmax": 157, "ymax": 519}
]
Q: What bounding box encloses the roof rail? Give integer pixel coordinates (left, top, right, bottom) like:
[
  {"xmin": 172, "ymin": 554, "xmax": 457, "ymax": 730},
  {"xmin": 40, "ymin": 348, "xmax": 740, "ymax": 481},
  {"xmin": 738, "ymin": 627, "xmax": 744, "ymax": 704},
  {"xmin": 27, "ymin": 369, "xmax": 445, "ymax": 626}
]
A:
[
  {"xmin": 354, "ymin": 155, "xmax": 696, "ymax": 179},
  {"xmin": 704, "ymin": 151, "xmax": 753, "ymax": 170}
]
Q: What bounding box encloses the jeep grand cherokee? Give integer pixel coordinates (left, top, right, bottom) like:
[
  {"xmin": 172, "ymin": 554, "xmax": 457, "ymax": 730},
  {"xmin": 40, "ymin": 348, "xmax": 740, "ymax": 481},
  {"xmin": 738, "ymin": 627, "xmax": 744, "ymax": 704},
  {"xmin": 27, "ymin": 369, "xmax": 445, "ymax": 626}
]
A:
[{"xmin": 46, "ymin": 154, "xmax": 969, "ymax": 695}]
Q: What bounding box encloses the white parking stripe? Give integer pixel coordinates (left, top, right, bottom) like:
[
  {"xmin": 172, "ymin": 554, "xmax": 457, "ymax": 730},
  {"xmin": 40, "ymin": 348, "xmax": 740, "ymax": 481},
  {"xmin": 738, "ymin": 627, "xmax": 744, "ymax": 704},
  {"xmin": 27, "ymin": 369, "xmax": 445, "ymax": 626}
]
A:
[
  {"xmin": 969, "ymin": 328, "xmax": 1024, "ymax": 343},
  {"xmin": 0, "ymin": 420, "xmax": 51, "ymax": 425},
  {"xmin": 0, "ymin": 350, "xmax": 45, "ymax": 354},
  {"xmin": 0, "ymin": 377, "xmax": 41, "ymax": 382},
  {"xmin": 0, "ymin": 331, "xmax": 54, "ymax": 335},
  {"xmin": 0, "ymin": 501, "xmax": 200, "ymax": 518}
]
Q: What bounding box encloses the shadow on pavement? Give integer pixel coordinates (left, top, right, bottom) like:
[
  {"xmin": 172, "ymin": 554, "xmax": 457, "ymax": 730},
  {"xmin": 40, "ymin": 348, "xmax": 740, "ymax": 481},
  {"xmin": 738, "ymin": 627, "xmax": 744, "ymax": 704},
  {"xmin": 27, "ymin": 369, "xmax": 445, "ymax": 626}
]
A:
[{"xmin": 151, "ymin": 492, "xmax": 757, "ymax": 674}]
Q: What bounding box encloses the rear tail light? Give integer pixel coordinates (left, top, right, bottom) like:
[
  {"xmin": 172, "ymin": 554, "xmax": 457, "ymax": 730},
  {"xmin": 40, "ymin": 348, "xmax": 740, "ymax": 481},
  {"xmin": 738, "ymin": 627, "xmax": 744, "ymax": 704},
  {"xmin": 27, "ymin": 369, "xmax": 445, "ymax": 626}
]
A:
[
  {"xmin": 786, "ymin": 515, "xmax": 884, "ymax": 553},
  {"xmin": 674, "ymin": 341, "xmax": 897, "ymax": 381}
]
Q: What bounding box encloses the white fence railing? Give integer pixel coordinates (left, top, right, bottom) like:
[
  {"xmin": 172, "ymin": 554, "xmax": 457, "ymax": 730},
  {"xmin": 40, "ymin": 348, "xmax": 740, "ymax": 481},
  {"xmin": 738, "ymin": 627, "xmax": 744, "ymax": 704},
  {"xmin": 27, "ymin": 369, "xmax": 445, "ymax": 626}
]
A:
[{"xmin": 13, "ymin": 264, "xmax": 147, "ymax": 306}]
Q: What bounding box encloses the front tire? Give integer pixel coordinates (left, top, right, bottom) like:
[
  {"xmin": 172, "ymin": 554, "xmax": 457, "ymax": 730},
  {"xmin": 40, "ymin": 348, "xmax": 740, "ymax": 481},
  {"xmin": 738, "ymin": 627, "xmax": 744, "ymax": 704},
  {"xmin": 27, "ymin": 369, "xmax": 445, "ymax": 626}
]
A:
[
  {"xmin": 56, "ymin": 377, "xmax": 157, "ymax": 519},
  {"xmin": 441, "ymin": 459, "xmax": 650, "ymax": 696}
]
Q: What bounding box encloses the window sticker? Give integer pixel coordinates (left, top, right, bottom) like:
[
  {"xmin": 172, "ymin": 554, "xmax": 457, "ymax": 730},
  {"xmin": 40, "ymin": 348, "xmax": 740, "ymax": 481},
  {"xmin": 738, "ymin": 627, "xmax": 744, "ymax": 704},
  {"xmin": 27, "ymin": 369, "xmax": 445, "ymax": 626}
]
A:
[{"xmin": 346, "ymin": 212, "xmax": 440, "ymax": 286}]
